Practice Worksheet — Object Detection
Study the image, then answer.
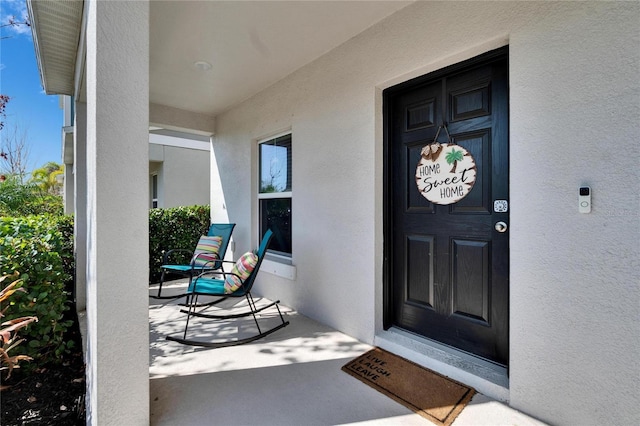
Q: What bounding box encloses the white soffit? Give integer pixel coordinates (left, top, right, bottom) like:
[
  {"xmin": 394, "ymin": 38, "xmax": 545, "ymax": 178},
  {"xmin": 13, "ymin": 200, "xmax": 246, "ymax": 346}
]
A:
[
  {"xmin": 27, "ymin": 0, "xmax": 83, "ymax": 95},
  {"xmin": 149, "ymin": 1, "xmax": 413, "ymax": 116}
]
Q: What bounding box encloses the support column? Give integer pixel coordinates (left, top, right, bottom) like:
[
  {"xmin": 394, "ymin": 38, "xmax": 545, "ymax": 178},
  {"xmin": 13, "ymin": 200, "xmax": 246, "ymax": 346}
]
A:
[
  {"xmin": 74, "ymin": 101, "xmax": 87, "ymax": 312},
  {"xmin": 85, "ymin": 1, "xmax": 149, "ymax": 424},
  {"xmin": 63, "ymin": 164, "xmax": 74, "ymax": 214}
]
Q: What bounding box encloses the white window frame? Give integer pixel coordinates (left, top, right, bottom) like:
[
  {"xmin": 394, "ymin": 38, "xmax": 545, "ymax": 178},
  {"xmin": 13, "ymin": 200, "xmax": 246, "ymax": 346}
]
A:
[
  {"xmin": 151, "ymin": 173, "xmax": 159, "ymax": 208},
  {"xmin": 257, "ymin": 131, "xmax": 292, "ymax": 261}
]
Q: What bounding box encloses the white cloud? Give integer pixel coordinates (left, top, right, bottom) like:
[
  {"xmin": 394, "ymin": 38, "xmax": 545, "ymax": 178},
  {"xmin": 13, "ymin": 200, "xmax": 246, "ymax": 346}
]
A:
[{"xmin": 1, "ymin": 0, "xmax": 31, "ymax": 37}]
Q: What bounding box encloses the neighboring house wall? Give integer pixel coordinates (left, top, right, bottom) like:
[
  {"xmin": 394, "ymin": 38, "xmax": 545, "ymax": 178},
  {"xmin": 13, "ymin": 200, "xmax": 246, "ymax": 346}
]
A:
[
  {"xmin": 63, "ymin": 121, "xmax": 209, "ymax": 212},
  {"xmin": 148, "ymin": 134, "xmax": 210, "ymax": 209},
  {"xmin": 212, "ymin": 2, "xmax": 639, "ymax": 426}
]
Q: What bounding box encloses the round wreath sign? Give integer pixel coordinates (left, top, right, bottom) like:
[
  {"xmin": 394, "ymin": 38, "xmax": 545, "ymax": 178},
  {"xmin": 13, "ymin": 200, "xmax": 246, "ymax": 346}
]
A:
[{"xmin": 415, "ymin": 140, "xmax": 477, "ymax": 205}]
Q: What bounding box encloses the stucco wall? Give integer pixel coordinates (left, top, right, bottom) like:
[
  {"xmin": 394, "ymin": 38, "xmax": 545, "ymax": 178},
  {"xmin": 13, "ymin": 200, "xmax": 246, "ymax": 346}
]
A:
[
  {"xmin": 508, "ymin": 3, "xmax": 639, "ymax": 424},
  {"xmin": 213, "ymin": 2, "xmax": 639, "ymax": 425},
  {"xmin": 161, "ymin": 145, "xmax": 210, "ymax": 208}
]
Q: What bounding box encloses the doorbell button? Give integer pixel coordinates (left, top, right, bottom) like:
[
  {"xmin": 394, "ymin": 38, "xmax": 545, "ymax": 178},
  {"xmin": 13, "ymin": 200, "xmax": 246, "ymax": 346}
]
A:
[{"xmin": 579, "ymin": 186, "xmax": 591, "ymax": 213}]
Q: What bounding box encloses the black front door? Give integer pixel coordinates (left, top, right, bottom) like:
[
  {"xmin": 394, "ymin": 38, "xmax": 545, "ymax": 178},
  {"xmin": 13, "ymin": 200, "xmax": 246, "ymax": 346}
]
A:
[{"xmin": 384, "ymin": 48, "xmax": 509, "ymax": 366}]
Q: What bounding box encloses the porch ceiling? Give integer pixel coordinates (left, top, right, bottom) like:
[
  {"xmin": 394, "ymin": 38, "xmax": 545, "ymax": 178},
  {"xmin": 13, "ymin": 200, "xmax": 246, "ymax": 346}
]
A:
[{"xmin": 29, "ymin": 1, "xmax": 412, "ymax": 116}]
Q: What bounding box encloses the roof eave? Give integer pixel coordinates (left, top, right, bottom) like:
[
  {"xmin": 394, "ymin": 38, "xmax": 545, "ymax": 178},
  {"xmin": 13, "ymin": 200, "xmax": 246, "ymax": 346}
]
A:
[{"xmin": 27, "ymin": 0, "xmax": 84, "ymax": 96}]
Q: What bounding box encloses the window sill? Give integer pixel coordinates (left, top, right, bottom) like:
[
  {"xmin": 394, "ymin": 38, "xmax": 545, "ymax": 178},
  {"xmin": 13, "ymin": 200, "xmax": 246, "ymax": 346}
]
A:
[{"xmin": 261, "ymin": 259, "xmax": 296, "ymax": 280}]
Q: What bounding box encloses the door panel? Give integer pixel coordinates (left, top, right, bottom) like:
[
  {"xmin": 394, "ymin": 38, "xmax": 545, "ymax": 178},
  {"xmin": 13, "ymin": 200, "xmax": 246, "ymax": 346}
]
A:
[
  {"xmin": 451, "ymin": 238, "xmax": 490, "ymax": 325},
  {"xmin": 406, "ymin": 234, "xmax": 435, "ymax": 308},
  {"xmin": 450, "ymin": 131, "xmax": 490, "ymax": 214},
  {"xmin": 384, "ymin": 48, "xmax": 509, "ymax": 366}
]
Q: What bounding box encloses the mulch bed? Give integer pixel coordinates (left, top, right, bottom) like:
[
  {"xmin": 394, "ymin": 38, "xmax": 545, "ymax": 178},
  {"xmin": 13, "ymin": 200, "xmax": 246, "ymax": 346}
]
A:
[{"xmin": 1, "ymin": 309, "xmax": 86, "ymax": 426}]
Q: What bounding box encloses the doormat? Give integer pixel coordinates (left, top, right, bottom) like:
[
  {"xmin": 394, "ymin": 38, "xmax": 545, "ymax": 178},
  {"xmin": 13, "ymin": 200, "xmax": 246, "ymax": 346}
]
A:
[{"xmin": 342, "ymin": 347, "xmax": 475, "ymax": 426}]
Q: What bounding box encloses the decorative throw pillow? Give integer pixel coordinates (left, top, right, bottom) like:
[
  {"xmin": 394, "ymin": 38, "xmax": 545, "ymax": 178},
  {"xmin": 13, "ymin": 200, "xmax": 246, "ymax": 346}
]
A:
[
  {"xmin": 224, "ymin": 251, "xmax": 259, "ymax": 293},
  {"xmin": 191, "ymin": 235, "xmax": 223, "ymax": 267}
]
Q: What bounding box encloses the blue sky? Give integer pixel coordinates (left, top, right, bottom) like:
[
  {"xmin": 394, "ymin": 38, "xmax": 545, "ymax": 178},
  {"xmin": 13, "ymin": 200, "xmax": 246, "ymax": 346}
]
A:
[{"xmin": 1, "ymin": 0, "xmax": 62, "ymax": 172}]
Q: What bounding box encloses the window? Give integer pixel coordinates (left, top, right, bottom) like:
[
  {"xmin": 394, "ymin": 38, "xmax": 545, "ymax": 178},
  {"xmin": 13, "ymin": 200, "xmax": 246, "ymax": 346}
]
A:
[
  {"xmin": 151, "ymin": 173, "xmax": 158, "ymax": 208},
  {"xmin": 258, "ymin": 133, "xmax": 292, "ymax": 257}
]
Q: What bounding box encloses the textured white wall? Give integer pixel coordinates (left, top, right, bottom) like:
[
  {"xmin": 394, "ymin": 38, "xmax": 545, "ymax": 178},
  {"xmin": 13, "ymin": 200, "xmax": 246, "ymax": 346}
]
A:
[
  {"xmin": 214, "ymin": 2, "xmax": 639, "ymax": 425},
  {"xmin": 508, "ymin": 3, "xmax": 639, "ymax": 425}
]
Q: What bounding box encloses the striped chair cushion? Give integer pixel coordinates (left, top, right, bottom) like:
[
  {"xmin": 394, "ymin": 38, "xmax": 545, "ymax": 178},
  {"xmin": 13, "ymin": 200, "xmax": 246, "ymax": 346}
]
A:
[
  {"xmin": 191, "ymin": 235, "xmax": 223, "ymax": 267},
  {"xmin": 224, "ymin": 251, "xmax": 259, "ymax": 293}
]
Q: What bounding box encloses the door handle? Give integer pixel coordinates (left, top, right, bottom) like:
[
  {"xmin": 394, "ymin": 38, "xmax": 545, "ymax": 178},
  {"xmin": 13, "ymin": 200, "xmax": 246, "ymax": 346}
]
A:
[{"xmin": 495, "ymin": 221, "xmax": 508, "ymax": 233}]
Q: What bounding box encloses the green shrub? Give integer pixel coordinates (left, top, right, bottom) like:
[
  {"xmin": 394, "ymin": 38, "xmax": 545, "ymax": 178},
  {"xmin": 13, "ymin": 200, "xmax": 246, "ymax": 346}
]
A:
[
  {"xmin": 53, "ymin": 215, "xmax": 75, "ymax": 297},
  {"xmin": 0, "ymin": 215, "xmax": 74, "ymax": 366},
  {"xmin": 149, "ymin": 205, "xmax": 210, "ymax": 283},
  {"xmin": 0, "ymin": 176, "xmax": 63, "ymax": 216}
]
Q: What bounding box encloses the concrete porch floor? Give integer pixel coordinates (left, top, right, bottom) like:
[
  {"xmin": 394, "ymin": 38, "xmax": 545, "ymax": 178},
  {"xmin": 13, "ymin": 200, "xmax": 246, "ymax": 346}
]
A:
[{"xmin": 147, "ymin": 280, "xmax": 546, "ymax": 426}]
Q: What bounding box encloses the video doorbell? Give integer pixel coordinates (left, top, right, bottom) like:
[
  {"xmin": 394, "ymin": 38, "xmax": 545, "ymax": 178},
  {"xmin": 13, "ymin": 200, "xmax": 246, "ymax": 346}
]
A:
[{"xmin": 579, "ymin": 186, "xmax": 591, "ymax": 213}]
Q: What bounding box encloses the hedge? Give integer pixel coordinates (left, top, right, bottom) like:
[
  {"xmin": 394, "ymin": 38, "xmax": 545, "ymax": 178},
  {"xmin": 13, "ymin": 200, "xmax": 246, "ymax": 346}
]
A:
[
  {"xmin": 0, "ymin": 205, "xmax": 210, "ymax": 366},
  {"xmin": 149, "ymin": 205, "xmax": 211, "ymax": 283},
  {"xmin": 0, "ymin": 215, "xmax": 75, "ymax": 366}
]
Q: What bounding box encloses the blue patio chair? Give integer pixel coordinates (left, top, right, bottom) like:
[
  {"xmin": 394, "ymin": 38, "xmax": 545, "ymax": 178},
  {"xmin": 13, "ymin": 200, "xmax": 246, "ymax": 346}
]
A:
[
  {"xmin": 151, "ymin": 223, "xmax": 236, "ymax": 300},
  {"xmin": 166, "ymin": 229, "xmax": 289, "ymax": 348}
]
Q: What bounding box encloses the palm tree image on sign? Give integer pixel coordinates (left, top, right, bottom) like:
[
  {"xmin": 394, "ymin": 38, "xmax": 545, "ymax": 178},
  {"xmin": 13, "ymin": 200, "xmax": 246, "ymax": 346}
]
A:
[
  {"xmin": 445, "ymin": 147, "xmax": 464, "ymax": 173},
  {"xmin": 415, "ymin": 143, "xmax": 477, "ymax": 205}
]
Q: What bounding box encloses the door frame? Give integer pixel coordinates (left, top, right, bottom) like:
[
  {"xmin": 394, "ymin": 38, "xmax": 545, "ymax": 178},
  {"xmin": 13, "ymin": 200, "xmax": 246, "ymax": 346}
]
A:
[{"xmin": 382, "ymin": 46, "xmax": 509, "ymax": 340}]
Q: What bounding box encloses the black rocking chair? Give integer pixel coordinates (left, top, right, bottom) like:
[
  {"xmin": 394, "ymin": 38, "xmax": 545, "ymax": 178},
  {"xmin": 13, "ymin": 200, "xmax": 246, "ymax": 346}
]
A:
[{"xmin": 166, "ymin": 229, "xmax": 290, "ymax": 348}]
